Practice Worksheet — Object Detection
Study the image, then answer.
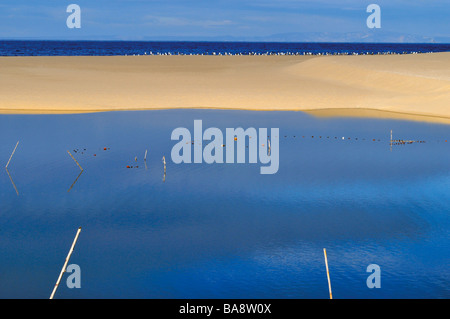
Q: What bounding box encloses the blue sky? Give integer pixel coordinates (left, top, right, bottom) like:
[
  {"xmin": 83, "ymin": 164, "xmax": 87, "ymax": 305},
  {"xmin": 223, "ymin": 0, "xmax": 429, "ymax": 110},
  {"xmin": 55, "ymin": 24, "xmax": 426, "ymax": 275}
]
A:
[{"xmin": 0, "ymin": 0, "xmax": 449, "ymax": 42}]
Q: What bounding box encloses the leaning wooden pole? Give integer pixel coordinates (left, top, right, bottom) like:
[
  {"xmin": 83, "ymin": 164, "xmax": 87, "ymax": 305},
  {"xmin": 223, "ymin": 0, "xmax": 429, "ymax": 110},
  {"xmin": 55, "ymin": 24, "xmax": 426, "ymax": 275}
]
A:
[
  {"xmin": 67, "ymin": 151, "xmax": 83, "ymax": 171},
  {"xmin": 50, "ymin": 227, "xmax": 82, "ymax": 299},
  {"xmin": 323, "ymin": 248, "xmax": 333, "ymax": 299},
  {"xmin": 5, "ymin": 141, "xmax": 19, "ymax": 169}
]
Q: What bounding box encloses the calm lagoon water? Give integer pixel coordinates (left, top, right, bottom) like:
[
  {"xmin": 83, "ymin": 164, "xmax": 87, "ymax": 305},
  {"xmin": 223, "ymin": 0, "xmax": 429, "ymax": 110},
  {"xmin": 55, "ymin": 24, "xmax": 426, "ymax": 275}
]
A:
[{"xmin": 0, "ymin": 109, "xmax": 449, "ymax": 299}]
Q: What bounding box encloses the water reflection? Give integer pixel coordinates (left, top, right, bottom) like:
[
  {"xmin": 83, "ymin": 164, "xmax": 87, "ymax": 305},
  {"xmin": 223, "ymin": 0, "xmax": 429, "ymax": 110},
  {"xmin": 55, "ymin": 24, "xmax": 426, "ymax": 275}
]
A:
[
  {"xmin": 67, "ymin": 170, "xmax": 84, "ymax": 193},
  {"xmin": 0, "ymin": 110, "xmax": 448, "ymax": 298},
  {"xmin": 5, "ymin": 167, "xmax": 19, "ymax": 196}
]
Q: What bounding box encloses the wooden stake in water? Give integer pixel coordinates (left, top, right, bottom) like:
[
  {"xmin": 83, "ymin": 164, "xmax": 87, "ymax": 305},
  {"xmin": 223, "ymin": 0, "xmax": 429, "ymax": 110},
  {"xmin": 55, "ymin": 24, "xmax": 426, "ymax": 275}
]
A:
[
  {"xmin": 323, "ymin": 248, "xmax": 333, "ymax": 299},
  {"xmin": 5, "ymin": 141, "xmax": 19, "ymax": 169},
  {"xmin": 390, "ymin": 130, "xmax": 393, "ymax": 152},
  {"xmin": 67, "ymin": 151, "xmax": 83, "ymax": 171},
  {"xmin": 50, "ymin": 227, "xmax": 82, "ymax": 299},
  {"xmin": 144, "ymin": 149, "xmax": 148, "ymax": 161},
  {"xmin": 162, "ymin": 156, "xmax": 166, "ymax": 182}
]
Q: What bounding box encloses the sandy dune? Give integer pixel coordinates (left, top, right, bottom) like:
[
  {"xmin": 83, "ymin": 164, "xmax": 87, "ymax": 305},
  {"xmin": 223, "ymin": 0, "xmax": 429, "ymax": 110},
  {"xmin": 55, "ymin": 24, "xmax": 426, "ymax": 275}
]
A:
[{"xmin": 0, "ymin": 52, "xmax": 449, "ymax": 123}]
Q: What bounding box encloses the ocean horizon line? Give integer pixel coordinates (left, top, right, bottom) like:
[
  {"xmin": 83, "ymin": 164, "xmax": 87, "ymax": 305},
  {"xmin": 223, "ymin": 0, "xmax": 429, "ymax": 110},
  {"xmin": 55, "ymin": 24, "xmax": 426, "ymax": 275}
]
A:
[
  {"xmin": 1, "ymin": 39, "xmax": 450, "ymax": 44},
  {"xmin": 1, "ymin": 41, "xmax": 449, "ymax": 57}
]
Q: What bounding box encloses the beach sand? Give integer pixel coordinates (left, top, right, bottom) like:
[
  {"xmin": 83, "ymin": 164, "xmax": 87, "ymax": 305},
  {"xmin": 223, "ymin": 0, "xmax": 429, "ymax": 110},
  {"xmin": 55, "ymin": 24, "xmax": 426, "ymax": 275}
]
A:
[{"xmin": 0, "ymin": 52, "xmax": 449, "ymax": 123}]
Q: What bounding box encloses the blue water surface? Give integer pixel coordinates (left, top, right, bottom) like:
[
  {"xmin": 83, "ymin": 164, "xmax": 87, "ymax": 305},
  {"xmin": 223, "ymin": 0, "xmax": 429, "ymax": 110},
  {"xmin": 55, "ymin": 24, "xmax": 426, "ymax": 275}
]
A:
[{"xmin": 0, "ymin": 110, "xmax": 449, "ymax": 299}]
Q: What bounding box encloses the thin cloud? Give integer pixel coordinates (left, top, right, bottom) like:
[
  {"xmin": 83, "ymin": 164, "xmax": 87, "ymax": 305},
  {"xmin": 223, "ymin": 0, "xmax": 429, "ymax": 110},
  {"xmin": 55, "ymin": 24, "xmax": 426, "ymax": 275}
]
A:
[{"xmin": 143, "ymin": 15, "xmax": 234, "ymax": 28}]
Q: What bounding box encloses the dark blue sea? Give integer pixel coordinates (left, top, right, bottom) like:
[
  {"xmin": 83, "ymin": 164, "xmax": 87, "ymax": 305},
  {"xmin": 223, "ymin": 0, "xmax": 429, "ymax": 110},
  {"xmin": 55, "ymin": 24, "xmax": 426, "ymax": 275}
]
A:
[{"xmin": 1, "ymin": 40, "xmax": 449, "ymax": 56}]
